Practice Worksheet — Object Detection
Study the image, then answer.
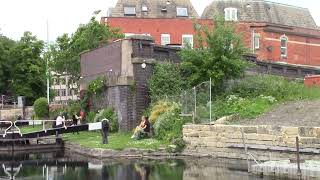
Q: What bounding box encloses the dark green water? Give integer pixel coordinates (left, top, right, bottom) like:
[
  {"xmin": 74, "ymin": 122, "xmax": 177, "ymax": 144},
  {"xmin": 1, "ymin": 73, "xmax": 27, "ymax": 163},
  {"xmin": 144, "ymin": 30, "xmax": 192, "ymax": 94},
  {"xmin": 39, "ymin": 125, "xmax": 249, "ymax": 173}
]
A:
[{"xmin": 0, "ymin": 151, "xmax": 276, "ymax": 180}]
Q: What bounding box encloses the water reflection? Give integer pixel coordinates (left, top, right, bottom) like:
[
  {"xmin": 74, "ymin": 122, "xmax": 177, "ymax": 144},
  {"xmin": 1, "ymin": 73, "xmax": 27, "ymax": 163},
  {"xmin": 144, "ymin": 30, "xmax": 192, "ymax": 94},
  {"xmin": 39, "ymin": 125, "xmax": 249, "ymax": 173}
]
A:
[{"xmin": 0, "ymin": 152, "xmax": 276, "ymax": 180}]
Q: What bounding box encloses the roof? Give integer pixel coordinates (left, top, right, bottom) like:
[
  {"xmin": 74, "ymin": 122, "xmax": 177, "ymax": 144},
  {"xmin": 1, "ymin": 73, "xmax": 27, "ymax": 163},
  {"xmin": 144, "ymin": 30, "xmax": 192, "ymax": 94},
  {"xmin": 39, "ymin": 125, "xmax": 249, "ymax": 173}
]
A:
[
  {"xmin": 110, "ymin": 0, "xmax": 198, "ymax": 18},
  {"xmin": 201, "ymin": 0, "xmax": 317, "ymax": 29}
]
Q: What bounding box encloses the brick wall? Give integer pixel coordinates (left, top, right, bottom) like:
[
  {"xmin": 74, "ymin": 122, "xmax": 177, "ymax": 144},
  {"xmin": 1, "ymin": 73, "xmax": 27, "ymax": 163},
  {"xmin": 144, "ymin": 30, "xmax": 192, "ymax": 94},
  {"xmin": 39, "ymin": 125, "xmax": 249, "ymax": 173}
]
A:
[
  {"xmin": 107, "ymin": 17, "xmax": 320, "ymax": 66},
  {"xmin": 304, "ymin": 75, "xmax": 320, "ymax": 87},
  {"xmin": 183, "ymin": 124, "xmax": 320, "ymax": 161}
]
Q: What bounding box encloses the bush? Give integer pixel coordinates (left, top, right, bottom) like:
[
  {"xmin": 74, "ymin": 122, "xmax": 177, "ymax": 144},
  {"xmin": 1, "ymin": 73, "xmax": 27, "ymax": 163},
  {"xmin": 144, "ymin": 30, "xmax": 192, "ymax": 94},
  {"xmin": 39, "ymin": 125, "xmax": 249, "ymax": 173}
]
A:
[
  {"xmin": 153, "ymin": 103, "xmax": 183, "ymax": 141},
  {"xmin": 49, "ymin": 107, "xmax": 65, "ymax": 120},
  {"xmin": 213, "ymin": 95, "xmax": 275, "ymax": 120},
  {"xmin": 86, "ymin": 111, "xmax": 97, "ymax": 123},
  {"xmin": 149, "ymin": 62, "xmax": 186, "ymax": 101},
  {"xmin": 67, "ymin": 101, "xmax": 81, "ymax": 117},
  {"xmin": 33, "ymin": 98, "xmax": 49, "ymax": 119},
  {"xmin": 149, "ymin": 100, "xmax": 180, "ymax": 124},
  {"xmin": 94, "ymin": 107, "xmax": 118, "ymax": 132},
  {"xmin": 225, "ymin": 75, "xmax": 320, "ymax": 101}
]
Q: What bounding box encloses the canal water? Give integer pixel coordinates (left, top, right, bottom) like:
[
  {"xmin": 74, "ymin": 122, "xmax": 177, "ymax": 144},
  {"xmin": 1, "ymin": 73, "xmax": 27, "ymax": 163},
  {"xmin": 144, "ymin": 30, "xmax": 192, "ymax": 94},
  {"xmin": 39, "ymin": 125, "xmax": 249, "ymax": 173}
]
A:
[{"xmin": 0, "ymin": 151, "xmax": 278, "ymax": 180}]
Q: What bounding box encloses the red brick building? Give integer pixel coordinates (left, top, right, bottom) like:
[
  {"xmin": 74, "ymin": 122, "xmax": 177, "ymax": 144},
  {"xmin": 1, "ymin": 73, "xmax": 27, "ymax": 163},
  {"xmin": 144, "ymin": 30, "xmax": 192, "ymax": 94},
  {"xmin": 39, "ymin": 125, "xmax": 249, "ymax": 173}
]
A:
[{"xmin": 103, "ymin": 0, "xmax": 320, "ymax": 66}]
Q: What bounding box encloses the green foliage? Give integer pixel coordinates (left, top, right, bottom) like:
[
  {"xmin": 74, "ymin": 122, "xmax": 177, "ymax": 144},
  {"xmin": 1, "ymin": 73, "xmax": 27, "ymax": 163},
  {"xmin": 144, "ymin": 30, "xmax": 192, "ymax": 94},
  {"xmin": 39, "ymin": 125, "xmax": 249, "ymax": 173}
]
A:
[
  {"xmin": 149, "ymin": 62, "xmax": 186, "ymax": 101},
  {"xmin": 213, "ymin": 95, "xmax": 275, "ymax": 120},
  {"xmin": 212, "ymin": 75, "xmax": 320, "ymax": 120},
  {"xmin": 94, "ymin": 107, "xmax": 119, "ymax": 132},
  {"xmin": 48, "ymin": 15, "xmax": 124, "ymax": 87},
  {"xmin": 179, "ymin": 17, "xmax": 248, "ymax": 91},
  {"xmin": 0, "ymin": 32, "xmax": 46, "ymax": 104},
  {"xmin": 33, "ymin": 98, "xmax": 49, "ymax": 119},
  {"xmin": 149, "ymin": 100, "xmax": 180, "ymax": 124},
  {"xmin": 225, "ymin": 75, "xmax": 320, "ymax": 101},
  {"xmin": 87, "ymin": 76, "xmax": 107, "ymax": 96},
  {"xmin": 153, "ymin": 103, "xmax": 183, "ymax": 141},
  {"xmin": 86, "ymin": 111, "xmax": 97, "ymax": 123},
  {"xmin": 49, "ymin": 107, "xmax": 65, "ymax": 119},
  {"xmin": 0, "ymin": 35, "xmax": 15, "ymax": 94},
  {"xmin": 67, "ymin": 101, "xmax": 81, "ymax": 117}
]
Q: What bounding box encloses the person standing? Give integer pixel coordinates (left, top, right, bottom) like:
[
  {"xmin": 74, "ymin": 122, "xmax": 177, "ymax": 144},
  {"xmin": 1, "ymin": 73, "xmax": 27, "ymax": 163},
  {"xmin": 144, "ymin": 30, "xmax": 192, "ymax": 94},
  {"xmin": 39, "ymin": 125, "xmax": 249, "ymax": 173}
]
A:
[
  {"xmin": 101, "ymin": 119, "xmax": 110, "ymax": 144},
  {"xmin": 72, "ymin": 114, "xmax": 80, "ymax": 134}
]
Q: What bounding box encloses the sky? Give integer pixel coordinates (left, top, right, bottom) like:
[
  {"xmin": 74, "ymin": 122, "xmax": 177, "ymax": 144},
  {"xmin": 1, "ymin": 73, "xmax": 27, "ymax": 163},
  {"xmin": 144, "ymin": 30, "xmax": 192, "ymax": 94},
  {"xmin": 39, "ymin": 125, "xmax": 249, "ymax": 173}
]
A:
[{"xmin": 0, "ymin": 0, "xmax": 319, "ymax": 42}]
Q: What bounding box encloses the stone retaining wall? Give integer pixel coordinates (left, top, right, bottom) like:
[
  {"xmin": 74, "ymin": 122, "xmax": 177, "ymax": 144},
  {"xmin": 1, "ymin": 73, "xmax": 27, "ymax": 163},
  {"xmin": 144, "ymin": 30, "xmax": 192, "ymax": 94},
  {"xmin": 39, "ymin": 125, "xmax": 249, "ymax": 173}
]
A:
[{"xmin": 183, "ymin": 124, "xmax": 320, "ymax": 161}]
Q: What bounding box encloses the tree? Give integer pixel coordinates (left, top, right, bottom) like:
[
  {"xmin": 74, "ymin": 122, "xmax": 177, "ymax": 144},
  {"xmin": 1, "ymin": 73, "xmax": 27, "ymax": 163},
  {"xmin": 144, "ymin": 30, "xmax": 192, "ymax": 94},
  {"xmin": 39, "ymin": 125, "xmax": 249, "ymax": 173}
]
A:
[
  {"xmin": 49, "ymin": 15, "xmax": 124, "ymax": 87},
  {"xmin": 10, "ymin": 32, "xmax": 46, "ymax": 104},
  {"xmin": 0, "ymin": 35, "xmax": 15, "ymax": 94},
  {"xmin": 179, "ymin": 17, "xmax": 248, "ymax": 91},
  {"xmin": 149, "ymin": 62, "xmax": 186, "ymax": 101}
]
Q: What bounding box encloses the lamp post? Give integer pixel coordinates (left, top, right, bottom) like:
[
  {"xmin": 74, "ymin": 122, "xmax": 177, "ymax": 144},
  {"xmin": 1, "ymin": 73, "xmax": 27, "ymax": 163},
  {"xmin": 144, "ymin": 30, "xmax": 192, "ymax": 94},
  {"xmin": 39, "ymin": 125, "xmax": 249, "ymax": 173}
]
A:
[{"xmin": 46, "ymin": 19, "xmax": 50, "ymax": 104}]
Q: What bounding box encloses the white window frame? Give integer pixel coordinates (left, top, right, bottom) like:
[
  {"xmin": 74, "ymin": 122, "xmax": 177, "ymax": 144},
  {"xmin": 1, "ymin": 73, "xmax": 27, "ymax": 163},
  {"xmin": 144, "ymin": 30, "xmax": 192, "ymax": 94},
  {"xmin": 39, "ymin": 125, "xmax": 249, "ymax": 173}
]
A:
[
  {"xmin": 124, "ymin": 33, "xmax": 135, "ymax": 37},
  {"xmin": 280, "ymin": 35, "xmax": 288, "ymax": 58},
  {"xmin": 161, "ymin": 34, "xmax": 171, "ymax": 46},
  {"xmin": 224, "ymin": 8, "xmax": 238, "ymax": 21},
  {"xmin": 254, "ymin": 33, "xmax": 260, "ymax": 50},
  {"xmin": 142, "ymin": 5, "xmax": 148, "ymax": 12},
  {"xmin": 176, "ymin": 7, "xmax": 188, "ymax": 17},
  {"xmin": 124, "ymin": 7, "xmax": 136, "ymax": 16},
  {"xmin": 182, "ymin": 34, "xmax": 193, "ymax": 48}
]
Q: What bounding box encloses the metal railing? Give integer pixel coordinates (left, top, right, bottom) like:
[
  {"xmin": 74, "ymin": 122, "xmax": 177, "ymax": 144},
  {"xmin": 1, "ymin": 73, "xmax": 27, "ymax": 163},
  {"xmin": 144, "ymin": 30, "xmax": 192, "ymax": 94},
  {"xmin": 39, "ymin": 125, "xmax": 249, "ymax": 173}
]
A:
[
  {"xmin": 0, "ymin": 120, "xmax": 71, "ymax": 138},
  {"xmin": 0, "ymin": 121, "xmax": 13, "ymax": 138},
  {"xmin": 13, "ymin": 120, "xmax": 69, "ymax": 137}
]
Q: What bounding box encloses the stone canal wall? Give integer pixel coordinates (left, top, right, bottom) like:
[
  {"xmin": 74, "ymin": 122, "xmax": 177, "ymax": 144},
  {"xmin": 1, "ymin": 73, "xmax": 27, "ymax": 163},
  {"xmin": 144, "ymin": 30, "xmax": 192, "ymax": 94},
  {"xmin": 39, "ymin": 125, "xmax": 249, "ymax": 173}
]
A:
[{"xmin": 183, "ymin": 124, "xmax": 320, "ymax": 161}]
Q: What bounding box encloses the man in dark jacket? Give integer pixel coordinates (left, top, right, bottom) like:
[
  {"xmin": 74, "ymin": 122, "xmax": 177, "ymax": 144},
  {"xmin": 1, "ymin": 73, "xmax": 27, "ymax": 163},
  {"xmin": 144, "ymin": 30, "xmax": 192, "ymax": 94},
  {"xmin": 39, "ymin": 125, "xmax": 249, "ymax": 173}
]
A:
[{"xmin": 101, "ymin": 119, "xmax": 110, "ymax": 144}]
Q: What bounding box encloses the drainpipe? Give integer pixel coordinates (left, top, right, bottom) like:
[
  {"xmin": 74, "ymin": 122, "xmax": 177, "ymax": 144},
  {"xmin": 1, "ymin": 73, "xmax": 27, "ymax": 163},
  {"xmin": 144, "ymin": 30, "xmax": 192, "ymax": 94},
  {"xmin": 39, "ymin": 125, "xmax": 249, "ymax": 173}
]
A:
[{"xmin": 252, "ymin": 29, "xmax": 255, "ymax": 54}]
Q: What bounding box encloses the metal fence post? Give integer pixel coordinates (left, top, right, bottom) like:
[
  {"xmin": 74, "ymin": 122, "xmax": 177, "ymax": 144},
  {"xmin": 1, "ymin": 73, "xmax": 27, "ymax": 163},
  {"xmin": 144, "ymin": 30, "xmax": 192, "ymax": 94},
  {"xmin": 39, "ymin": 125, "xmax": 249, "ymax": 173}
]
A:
[
  {"xmin": 209, "ymin": 78, "xmax": 212, "ymax": 124},
  {"xmin": 296, "ymin": 136, "xmax": 302, "ymax": 179},
  {"xmin": 193, "ymin": 87, "xmax": 196, "ymax": 123}
]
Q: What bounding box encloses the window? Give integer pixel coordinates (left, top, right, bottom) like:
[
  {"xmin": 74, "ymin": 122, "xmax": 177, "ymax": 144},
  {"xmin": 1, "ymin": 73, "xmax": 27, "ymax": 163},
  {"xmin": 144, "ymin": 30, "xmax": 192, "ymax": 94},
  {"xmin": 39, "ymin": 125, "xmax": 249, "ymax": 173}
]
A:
[
  {"xmin": 61, "ymin": 89, "xmax": 66, "ymax": 97},
  {"xmin": 182, "ymin": 35, "xmax": 193, "ymax": 48},
  {"xmin": 161, "ymin": 34, "xmax": 171, "ymax": 45},
  {"xmin": 124, "ymin": 7, "xmax": 136, "ymax": 16},
  {"xmin": 142, "ymin": 5, "xmax": 148, "ymax": 12},
  {"xmin": 177, "ymin": 7, "xmax": 188, "ymax": 17},
  {"xmin": 254, "ymin": 33, "xmax": 260, "ymax": 50},
  {"xmin": 224, "ymin": 8, "xmax": 238, "ymax": 21},
  {"xmin": 280, "ymin": 35, "xmax": 288, "ymax": 57}
]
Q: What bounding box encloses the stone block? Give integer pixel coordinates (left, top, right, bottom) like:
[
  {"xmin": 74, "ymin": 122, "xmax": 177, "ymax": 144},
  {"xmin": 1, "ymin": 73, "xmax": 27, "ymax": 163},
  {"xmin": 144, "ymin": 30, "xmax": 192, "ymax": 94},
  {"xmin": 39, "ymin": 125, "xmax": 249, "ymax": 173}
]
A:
[
  {"xmin": 243, "ymin": 126, "xmax": 258, "ymax": 134},
  {"xmin": 257, "ymin": 126, "xmax": 271, "ymax": 134},
  {"xmin": 313, "ymin": 128, "xmax": 320, "ymax": 138},
  {"xmin": 299, "ymin": 127, "xmax": 315, "ymax": 137},
  {"xmin": 282, "ymin": 127, "xmax": 299, "ymax": 136}
]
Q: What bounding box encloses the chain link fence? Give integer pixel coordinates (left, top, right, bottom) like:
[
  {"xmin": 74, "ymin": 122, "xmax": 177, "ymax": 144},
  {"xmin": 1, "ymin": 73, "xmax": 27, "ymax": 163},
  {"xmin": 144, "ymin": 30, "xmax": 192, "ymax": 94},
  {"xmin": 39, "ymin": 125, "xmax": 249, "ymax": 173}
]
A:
[{"xmin": 153, "ymin": 79, "xmax": 213, "ymax": 124}]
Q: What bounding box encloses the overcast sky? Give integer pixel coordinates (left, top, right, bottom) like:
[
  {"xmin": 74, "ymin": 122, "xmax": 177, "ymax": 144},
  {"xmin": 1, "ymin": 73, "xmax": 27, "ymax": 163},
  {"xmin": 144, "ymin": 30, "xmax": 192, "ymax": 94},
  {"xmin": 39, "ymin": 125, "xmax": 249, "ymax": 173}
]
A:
[{"xmin": 0, "ymin": 0, "xmax": 319, "ymax": 42}]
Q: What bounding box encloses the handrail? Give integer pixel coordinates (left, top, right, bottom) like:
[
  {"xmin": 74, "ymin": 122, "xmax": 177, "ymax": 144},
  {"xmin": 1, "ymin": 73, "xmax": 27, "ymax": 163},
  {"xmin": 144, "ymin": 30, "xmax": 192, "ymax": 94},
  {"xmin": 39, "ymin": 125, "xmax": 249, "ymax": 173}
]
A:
[
  {"xmin": 13, "ymin": 120, "xmax": 69, "ymax": 137},
  {"xmin": 0, "ymin": 121, "xmax": 13, "ymax": 138}
]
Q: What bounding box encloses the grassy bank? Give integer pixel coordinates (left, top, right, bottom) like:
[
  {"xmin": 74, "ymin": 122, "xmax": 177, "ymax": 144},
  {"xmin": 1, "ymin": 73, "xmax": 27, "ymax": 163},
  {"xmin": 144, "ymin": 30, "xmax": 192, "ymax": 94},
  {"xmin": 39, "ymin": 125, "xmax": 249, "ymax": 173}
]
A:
[
  {"xmin": 63, "ymin": 131, "xmax": 170, "ymax": 150},
  {"xmin": 210, "ymin": 75, "xmax": 320, "ymax": 121},
  {"xmin": 19, "ymin": 125, "xmax": 169, "ymax": 150}
]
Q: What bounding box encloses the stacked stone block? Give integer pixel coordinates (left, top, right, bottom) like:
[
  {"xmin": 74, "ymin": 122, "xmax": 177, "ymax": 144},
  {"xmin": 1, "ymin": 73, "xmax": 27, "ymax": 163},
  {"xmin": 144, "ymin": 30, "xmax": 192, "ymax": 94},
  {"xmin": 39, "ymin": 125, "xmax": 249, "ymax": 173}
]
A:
[{"xmin": 183, "ymin": 124, "xmax": 320, "ymax": 161}]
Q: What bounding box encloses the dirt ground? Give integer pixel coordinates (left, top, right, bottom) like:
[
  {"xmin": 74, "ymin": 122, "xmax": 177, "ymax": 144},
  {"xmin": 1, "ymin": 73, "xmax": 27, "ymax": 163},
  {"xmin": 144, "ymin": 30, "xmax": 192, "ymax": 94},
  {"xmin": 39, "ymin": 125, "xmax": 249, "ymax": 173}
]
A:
[{"xmin": 233, "ymin": 100, "xmax": 320, "ymax": 127}]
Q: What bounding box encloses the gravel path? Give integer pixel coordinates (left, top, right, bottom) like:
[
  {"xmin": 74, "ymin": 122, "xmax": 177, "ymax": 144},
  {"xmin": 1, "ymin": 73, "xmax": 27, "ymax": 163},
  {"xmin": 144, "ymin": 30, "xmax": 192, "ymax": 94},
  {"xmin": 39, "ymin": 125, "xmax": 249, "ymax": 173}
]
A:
[{"xmin": 234, "ymin": 100, "xmax": 320, "ymax": 127}]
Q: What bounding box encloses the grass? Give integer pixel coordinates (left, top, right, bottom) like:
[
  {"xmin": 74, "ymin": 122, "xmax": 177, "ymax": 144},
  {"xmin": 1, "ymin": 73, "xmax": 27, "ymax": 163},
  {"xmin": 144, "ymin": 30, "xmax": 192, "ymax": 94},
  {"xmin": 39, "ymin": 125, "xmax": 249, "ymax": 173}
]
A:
[
  {"xmin": 63, "ymin": 131, "xmax": 170, "ymax": 150},
  {"xmin": 209, "ymin": 75, "xmax": 320, "ymax": 121},
  {"xmin": 19, "ymin": 125, "xmax": 43, "ymax": 134},
  {"xmin": 19, "ymin": 125, "xmax": 170, "ymax": 150}
]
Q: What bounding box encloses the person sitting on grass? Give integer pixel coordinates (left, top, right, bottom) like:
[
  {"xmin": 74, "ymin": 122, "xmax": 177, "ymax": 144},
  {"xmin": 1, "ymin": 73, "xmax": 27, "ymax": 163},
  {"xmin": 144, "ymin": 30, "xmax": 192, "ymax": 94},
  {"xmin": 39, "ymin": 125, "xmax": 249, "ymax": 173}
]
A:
[{"xmin": 131, "ymin": 116, "xmax": 150, "ymax": 140}]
